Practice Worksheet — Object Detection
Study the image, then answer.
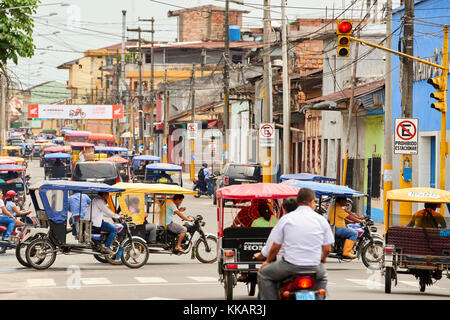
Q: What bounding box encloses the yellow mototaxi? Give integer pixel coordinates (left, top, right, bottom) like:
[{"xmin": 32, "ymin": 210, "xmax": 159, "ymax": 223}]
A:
[
  {"xmin": 109, "ymin": 183, "xmax": 217, "ymax": 263},
  {"xmin": 1, "ymin": 146, "xmax": 22, "ymax": 158},
  {"xmin": 383, "ymin": 187, "xmax": 450, "ymax": 294}
]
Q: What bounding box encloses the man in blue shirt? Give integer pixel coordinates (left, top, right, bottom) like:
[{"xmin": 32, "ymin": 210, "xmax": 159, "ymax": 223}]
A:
[
  {"xmin": 68, "ymin": 192, "xmax": 91, "ymax": 238},
  {"xmin": 201, "ymin": 163, "xmax": 214, "ymax": 196}
]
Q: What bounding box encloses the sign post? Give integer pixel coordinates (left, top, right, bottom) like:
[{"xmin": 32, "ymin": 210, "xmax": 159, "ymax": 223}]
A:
[
  {"xmin": 187, "ymin": 123, "xmax": 198, "ymax": 181},
  {"xmin": 260, "ymin": 123, "xmax": 275, "ymax": 183}
]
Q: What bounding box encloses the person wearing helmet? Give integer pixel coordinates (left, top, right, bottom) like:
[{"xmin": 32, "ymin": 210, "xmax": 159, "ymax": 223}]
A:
[
  {"xmin": 5, "ymin": 190, "xmax": 32, "ymax": 218},
  {"xmin": 0, "ymin": 190, "xmax": 24, "ymax": 242}
]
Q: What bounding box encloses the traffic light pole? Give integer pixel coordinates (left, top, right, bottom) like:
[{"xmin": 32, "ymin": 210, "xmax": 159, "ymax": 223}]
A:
[
  {"xmin": 346, "ymin": 29, "xmax": 449, "ymax": 193},
  {"xmin": 440, "ymin": 25, "xmax": 448, "ymax": 192}
]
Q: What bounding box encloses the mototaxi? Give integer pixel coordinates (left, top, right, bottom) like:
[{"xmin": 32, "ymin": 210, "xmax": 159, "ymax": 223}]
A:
[
  {"xmin": 41, "ymin": 146, "xmax": 71, "ymax": 167},
  {"xmin": 383, "ymin": 187, "xmax": 450, "ymax": 293},
  {"xmin": 110, "ymin": 182, "xmax": 216, "ymax": 263},
  {"xmin": 1, "ymin": 146, "xmax": 22, "ymax": 158},
  {"xmin": 24, "ymin": 180, "xmax": 149, "ymax": 270},
  {"xmin": 144, "ymin": 163, "xmax": 183, "ymax": 186},
  {"xmin": 103, "ymin": 155, "xmax": 130, "ymax": 182},
  {"xmin": 94, "ymin": 146, "xmax": 128, "ymax": 161},
  {"xmin": 216, "ymin": 182, "xmax": 301, "ymax": 300},
  {"xmin": 43, "ymin": 153, "xmax": 72, "ymax": 180},
  {"xmin": 282, "ymin": 179, "xmax": 383, "ymax": 268},
  {"xmin": 0, "ymin": 164, "xmax": 27, "ymax": 209},
  {"xmin": 131, "ymin": 155, "xmax": 161, "ymax": 182}
]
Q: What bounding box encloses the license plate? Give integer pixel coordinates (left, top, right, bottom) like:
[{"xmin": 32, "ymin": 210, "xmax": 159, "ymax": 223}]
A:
[{"xmin": 295, "ymin": 291, "xmax": 316, "ymax": 300}]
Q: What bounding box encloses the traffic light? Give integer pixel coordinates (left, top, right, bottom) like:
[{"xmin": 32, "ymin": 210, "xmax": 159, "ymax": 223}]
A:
[
  {"xmin": 336, "ymin": 20, "xmax": 353, "ymax": 57},
  {"xmin": 428, "ymin": 76, "xmax": 447, "ymax": 112}
]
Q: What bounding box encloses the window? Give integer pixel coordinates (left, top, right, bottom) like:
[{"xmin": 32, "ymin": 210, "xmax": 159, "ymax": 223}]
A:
[
  {"xmin": 105, "ymin": 56, "xmax": 114, "ymax": 65},
  {"xmin": 124, "ymin": 195, "xmax": 141, "ymax": 215},
  {"xmin": 45, "ymin": 190, "xmax": 64, "ymax": 212}
]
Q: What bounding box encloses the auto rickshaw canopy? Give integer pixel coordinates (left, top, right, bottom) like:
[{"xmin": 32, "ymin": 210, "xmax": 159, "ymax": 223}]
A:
[
  {"xmin": 386, "ymin": 187, "xmax": 450, "ymax": 204},
  {"xmin": 0, "ymin": 156, "xmax": 25, "ymax": 165},
  {"xmin": 279, "ymin": 173, "xmax": 336, "ymax": 183},
  {"xmin": 44, "ymin": 153, "xmax": 71, "ymax": 160},
  {"xmin": 104, "ymin": 155, "xmax": 128, "ymax": 164},
  {"xmin": 216, "ymin": 183, "xmax": 301, "ymax": 200},
  {"xmin": 0, "ymin": 164, "xmax": 25, "ymax": 171},
  {"xmin": 281, "ymin": 179, "xmax": 364, "ymax": 197},
  {"xmin": 132, "ymin": 155, "xmax": 161, "ymax": 166},
  {"xmin": 112, "ymin": 182, "xmax": 196, "ymax": 196}
]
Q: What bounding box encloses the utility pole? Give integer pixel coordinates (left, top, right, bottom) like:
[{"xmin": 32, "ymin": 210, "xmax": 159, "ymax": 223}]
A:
[
  {"xmin": 190, "ymin": 64, "xmax": 196, "ymax": 182},
  {"xmin": 281, "ymin": 0, "xmax": 290, "ymax": 175},
  {"xmin": 139, "ymin": 17, "xmax": 155, "ymax": 155},
  {"xmin": 262, "ymin": 0, "xmax": 273, "ymax": 183},
  {"xmin": 0, "ymin": 75, "xmax": 5, "ymax": 147},
  {"xmin": 223, "ymin": 0, "xmax": 230, "ymax": 167},
  {"xmin": 163, "ymin": 69, "xmax": 169, "ymax": 163},
  {"xmin": 399, "ymin": 0, "xmax": 414, "ymax": 224},
  {"xmin": 121, "ymin": 10, "xmax": 132, "ymax": 152},
  {"xmin": 342, "ymin": 30, "xmax": 360, "ymax": 186},
  {"xmin": 383, "ymin": 0, "xmax": 393, "ymax": 227},
  {"xmin": 127, "ymin": 26, "xmax": 153, "ymax": 154}
]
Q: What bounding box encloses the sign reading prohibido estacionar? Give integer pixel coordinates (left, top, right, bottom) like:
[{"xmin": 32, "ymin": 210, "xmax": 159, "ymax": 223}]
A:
[{"xmin": 394, "ymin": 118, "xmax": 418, "ymax": 155}]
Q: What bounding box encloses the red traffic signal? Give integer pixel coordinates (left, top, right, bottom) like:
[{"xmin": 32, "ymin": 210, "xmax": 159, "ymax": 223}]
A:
[{"xmin": 338, "ymin": 21, "xmax": 352, "ymax": 34}]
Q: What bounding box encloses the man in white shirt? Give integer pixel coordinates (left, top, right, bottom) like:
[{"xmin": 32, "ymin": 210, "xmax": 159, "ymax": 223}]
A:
[
  {"xmin": 85, "ymin": 192, "xmax": 119, "ymax": 254},
  {"xmin": 257, "ymin": 188, "xmax": 334, "ymax": 300}
]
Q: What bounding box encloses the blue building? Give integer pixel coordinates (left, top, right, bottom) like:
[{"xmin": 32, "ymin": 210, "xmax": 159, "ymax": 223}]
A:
[{"xmin": 391, "ymin": 0, "xmax": 449, "ymax": 196}]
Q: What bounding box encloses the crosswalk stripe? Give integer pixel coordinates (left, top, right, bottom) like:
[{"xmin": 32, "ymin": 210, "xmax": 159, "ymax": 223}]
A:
[
  {"xmin": 134, "ymin": 277, "xmax": 168, "ymax": 284},
  {"xmin": 81, "ymin": 278, "xmax": 112, "ymax": 285},
  {"xmin": 27, "ymin": 279, "xmax": 56, "ymax": 287},
  {"xmin": 187, "ymin": 276, "xmax": 218, "ymax": 282},
  {"xmin": 345, "ymin": 278, "xmax": 383, "ymax": 288}
]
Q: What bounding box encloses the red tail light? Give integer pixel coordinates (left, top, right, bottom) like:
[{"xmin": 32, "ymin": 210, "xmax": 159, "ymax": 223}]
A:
[
  {"xmin": 193, "ymin": 181, "xmax": 198, "ymax": 185},
  {"xmin": 116, "ymin": 178, "xmax": 120, "ymax": 183},
  {"xmin": 297, "ymin": 277, "xmax": 313, "ymax": 289},
  {"xmin": 224, "ymin": 177, "xmax": 229, "ymax": 184}
]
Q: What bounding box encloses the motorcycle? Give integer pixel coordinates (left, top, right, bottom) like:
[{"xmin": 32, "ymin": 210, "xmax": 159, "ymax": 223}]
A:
[
  {"xmin": 328, "ymin": 216, "xmax": 384, "ymax": 269},
  {"xmin": 193, "ymin": 180, "xmax": 209, "ymax": 198},
  {"xmin": 278, "ymin": 272, "xmax": 327, "ymax": 300},
  {"xmin": 149, "ymin": 214, "xmax": 218, "ymax": 264}
]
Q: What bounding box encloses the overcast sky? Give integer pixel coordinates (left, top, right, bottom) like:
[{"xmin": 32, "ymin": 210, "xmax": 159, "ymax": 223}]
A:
[{"xmin": 7, "ymin": 0, "xmax": 403, "ymax": 89}]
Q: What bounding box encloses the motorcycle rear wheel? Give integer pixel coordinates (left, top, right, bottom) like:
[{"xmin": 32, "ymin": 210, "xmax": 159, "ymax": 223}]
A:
[{"xmin": 224, "ymin": 271, "xmax": 234, "ymax": 300}]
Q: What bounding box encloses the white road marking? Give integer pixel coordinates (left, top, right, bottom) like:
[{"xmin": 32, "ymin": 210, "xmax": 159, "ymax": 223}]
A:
[
  {"xmin": 188, "ymin": 276, "xmax": 218, "ymax": 282},
  {"xmin": 345, "ymin": 278, "xmax": 383, "ymax": 288},
  {"xmin": 134, "ymin": 277, "xmax": 168, "ymax": 283},
  {"xmin": 80, "ymin": 278, "xmax": 112, "ymax": 285},
  {"xmin": 27, "ymin": 279, "xmax": 56, "ymax": 287}
]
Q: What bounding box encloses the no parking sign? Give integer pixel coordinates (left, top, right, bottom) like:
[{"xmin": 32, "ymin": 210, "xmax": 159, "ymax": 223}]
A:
[{"xmin": 394, "ymin": 118, "xmax": 418, "ymax": 154}]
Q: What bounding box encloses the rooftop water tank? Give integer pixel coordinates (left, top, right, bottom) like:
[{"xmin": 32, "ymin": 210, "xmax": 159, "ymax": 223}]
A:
[{"xmin": 229, "ymin": 25, "xmax": 241, "ymax": 41}]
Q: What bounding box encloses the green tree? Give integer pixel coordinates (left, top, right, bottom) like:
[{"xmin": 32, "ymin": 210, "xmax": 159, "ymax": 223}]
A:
[{"xmin": 0, "ymin": 0, "xmax": 40, "ymax": 67}]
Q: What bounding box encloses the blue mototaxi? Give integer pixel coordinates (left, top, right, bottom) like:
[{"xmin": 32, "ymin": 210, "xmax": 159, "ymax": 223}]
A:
[
  {"xmin": 25, "ymin": 180, "xmax": 149, "ymax": 269},
  {"xmin": 94, "ymin": 146, "xmax": 129, "ymax": 158},
  {"xmin": 131, "ymin": 155, "xmax": 161, "ymax": 182},
  {"xmin": 144, "ymin": 163, "xmax": 183, "ymax": 187},
  {"xmin": 280, "ymin": 173, "xmax": 337, "ymax": 183},
  {"xmin": 43, "ymin": 153, "xmax": 71, "ymax": 180}
]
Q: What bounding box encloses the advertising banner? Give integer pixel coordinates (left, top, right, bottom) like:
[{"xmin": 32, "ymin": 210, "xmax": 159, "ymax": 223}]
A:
[{"xmin": 28, "ymin": 104, "xmax": 124, "ymax": 120}]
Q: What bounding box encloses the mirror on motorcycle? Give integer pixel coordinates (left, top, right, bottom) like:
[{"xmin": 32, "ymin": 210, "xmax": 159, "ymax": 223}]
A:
[{"xmin": 213, "ymin": 171, "xmax": 220, "ymax": 176}]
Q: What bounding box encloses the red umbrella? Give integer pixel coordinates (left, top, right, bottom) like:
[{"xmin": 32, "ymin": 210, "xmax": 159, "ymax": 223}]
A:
[{"xmin": 216, "ymin": 183, "xmax": 301, "ymax": 200}]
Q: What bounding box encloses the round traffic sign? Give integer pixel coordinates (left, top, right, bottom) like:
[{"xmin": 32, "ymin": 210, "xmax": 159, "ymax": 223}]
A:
[
  {"xmin": 260, "ymin": 124, "xmax": 274, "ymax": 138},
  {"xmin": 396, "ymin": 120, "xmax": 417, "ymax": 141}
]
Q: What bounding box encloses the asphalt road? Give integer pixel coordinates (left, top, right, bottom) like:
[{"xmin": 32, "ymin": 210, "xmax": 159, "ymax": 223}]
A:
[{"xmin": 0, "ymin": 160, "xmax": 449, "ymax": 300}]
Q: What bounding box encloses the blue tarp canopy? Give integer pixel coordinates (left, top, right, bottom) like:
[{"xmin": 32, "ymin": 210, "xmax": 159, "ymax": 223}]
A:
[
  {"xmin": 146, "ymin": 163, "xmax": 182, "ymax": 172},
  {"xmin": 94, "ymin": 146, "xmax": 128, "ymax": 153},
  {"xmin": 280, "ymin": 173, "xmax": 336, "ymax": 182},
  {"xmin": 0, "ymin": 164, "xmax": 25, "ymax": 171},
  {"xmin": 133, "ymin": 155, "xmax": 161, "ymax": 166},
  {"xmin": 38, "ymin": 180, "xmax": 126, "ymax": 193},
  {"xmin": 44, "ymin": 153, "xmax": 71, "ymax": 159},
  {"xmin": 281, "ymin": 179, "xmax": 364, "ymax": 197}
]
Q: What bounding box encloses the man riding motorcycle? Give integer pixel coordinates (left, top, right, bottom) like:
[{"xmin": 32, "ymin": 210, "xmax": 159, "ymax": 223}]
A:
[
  {"xmin": 257, "ymin": 188, "xmax": 334, "ymax": 300},
  {"xmin": 327, "ymin": 197, "xmax": 365, "ymax": 259}
]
